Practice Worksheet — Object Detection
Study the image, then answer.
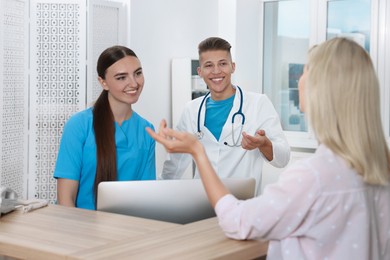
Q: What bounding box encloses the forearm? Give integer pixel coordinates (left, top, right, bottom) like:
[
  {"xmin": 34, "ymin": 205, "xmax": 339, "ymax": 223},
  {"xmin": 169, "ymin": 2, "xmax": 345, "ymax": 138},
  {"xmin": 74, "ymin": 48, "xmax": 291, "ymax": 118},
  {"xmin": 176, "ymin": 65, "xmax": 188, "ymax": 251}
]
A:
[
  {"xmin": 259, "ymin": 139, "xmax": 273, "ymax": 161},
  {"xmin": 192, "ymin": 143, "xmax": 229, "ymax": 208}
]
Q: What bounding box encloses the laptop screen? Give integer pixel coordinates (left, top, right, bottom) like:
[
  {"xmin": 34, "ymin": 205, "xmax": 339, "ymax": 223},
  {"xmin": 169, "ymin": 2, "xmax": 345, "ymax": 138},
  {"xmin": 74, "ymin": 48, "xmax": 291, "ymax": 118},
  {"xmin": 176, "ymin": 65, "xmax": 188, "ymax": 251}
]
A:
[{"xmin": 97, "ymin": 178, "xmax": 255, "ymax": 224}]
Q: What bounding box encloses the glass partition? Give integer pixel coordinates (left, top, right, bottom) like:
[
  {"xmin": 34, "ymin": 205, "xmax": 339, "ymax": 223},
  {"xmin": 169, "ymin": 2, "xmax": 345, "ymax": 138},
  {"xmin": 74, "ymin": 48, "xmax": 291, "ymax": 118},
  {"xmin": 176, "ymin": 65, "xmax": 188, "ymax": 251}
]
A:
[
  {"xmin": 261, "ymin": 0, "xmax": 389, "ymax": 145},
  {"xmin": 262, "ymin": 0, "xmax": 310, "ymax": 132},
  {"xmin": 326, "ymin": 0, "xmax": 371, "ymax": 51}
]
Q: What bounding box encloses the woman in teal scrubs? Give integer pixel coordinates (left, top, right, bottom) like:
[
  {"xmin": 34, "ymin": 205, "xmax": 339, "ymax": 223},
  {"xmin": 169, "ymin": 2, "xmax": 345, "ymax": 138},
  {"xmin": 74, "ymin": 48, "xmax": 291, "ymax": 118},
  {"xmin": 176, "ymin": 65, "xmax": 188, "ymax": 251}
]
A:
[{"xmin": 54, "ymin": 46, "xmax": 156, "ymax": 210}]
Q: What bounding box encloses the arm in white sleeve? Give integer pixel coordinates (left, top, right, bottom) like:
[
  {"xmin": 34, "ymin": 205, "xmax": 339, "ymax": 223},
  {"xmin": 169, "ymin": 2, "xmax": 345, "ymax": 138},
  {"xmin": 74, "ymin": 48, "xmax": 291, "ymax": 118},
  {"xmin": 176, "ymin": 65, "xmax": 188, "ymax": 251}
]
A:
[
  {"xmin": 259, "ymin": 95, "xmax": 290, "ymax": 168},
  {"xmin": 160, "ymin": 102, "xmax": 196, "ymax": 179},
  {"xmin": 161, "ymin": 152, "xmax": 192, "ymax": 179}
]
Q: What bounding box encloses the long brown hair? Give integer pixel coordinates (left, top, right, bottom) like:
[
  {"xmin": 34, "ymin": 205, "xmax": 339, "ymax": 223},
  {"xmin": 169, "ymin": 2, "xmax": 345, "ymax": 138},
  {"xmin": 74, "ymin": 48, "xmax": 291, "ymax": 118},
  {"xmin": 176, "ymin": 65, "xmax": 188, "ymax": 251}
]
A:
[{"xmin": 93, "ymin": 46, "xmax": 138, "ymax": 204}]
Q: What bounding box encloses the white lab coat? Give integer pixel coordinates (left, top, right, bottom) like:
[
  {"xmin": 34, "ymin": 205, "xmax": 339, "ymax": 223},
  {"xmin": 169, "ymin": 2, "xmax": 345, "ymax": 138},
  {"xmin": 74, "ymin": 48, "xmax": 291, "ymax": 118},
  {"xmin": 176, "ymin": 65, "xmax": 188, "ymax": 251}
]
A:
[{"xmin": 162, "ymin": 86, "xmax": 290, "ymax": 195}]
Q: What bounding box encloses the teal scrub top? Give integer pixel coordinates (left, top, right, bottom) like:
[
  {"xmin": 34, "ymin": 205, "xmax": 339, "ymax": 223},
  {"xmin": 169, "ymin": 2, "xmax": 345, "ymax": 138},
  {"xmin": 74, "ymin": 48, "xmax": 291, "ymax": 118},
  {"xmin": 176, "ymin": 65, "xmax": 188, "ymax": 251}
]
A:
[
  {"xmin": 205, "ymin": 94, "xmax": 235, "ymax": 141},
  {"xmin": 54, "ymin": 108, "xmax": 156, "ymax": 210}
]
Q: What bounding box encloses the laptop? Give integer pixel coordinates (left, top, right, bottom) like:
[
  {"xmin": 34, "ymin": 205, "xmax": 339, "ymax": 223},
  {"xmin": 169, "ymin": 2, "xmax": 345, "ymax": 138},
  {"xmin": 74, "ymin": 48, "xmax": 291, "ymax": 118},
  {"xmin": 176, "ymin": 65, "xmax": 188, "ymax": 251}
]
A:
[{"xmin": 97, "ymin": 178, "xmax": 256, "ymax": 224}]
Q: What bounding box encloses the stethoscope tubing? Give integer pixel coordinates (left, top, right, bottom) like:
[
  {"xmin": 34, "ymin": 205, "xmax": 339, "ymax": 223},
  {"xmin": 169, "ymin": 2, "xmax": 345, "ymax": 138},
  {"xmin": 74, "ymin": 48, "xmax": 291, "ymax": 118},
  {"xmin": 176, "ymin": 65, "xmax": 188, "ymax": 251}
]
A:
[{"xmin": 196, "ymin": 86, "xmax": 245, "ymax": 146}]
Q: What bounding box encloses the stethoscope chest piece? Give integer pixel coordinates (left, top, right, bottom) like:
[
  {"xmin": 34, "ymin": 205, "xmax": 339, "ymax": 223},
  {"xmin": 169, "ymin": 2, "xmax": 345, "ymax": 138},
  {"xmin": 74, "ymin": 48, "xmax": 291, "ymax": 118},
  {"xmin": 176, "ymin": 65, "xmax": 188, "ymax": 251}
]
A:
[{"xmin": 195, "ymin": 131, "xmax": 204, "ymax": 140}]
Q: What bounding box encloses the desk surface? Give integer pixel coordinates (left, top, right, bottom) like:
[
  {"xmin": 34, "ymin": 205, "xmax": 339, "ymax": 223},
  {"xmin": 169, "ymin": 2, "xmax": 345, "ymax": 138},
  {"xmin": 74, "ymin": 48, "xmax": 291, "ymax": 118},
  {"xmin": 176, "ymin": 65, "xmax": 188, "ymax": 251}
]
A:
[
  {"xmin": 0, "ymin": 204, "xmax": 267, "ymax": 260},
  {"xmin": 0, "ymin": 204, "xmax": 178, "ymax": 260},
  {"xmin": 70, "ymin": 217, "xmax": 268, "ymax": 260}
]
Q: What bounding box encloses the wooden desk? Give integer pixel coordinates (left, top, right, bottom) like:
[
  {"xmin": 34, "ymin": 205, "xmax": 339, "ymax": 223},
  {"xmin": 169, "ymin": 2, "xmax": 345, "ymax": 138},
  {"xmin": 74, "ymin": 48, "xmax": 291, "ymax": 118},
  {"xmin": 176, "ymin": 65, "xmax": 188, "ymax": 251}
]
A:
[
  {"xmin": 71, "ymin": 217, "xmax": 268, "ymax": 260},
  {"xmin": 0, "ymin": 205, "xmax": 268, "ymax": 260},
  {"xmin": 0, "ymin": 205, "xmax": 178, "ymax": 260}
]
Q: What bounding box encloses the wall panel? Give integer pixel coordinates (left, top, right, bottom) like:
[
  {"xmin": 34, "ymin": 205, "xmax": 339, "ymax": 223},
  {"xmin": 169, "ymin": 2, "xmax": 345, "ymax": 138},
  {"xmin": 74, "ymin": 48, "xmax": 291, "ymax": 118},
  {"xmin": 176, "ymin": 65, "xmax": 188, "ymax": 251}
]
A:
[
  {"xmin": 0, "ymin": 0, "xmax": 28, "ymax": 198},
  {"xmin": 28, "ymin": 0, "xmax": 87, "ymax": 201}
]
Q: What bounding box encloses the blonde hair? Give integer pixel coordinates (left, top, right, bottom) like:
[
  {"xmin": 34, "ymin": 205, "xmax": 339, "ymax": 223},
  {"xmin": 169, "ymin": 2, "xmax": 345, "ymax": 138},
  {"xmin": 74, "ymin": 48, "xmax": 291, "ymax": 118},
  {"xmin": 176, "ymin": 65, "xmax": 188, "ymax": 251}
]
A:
[{"xmin": 306, "ymin": 37, "xmax": 390, "ymax": 185}]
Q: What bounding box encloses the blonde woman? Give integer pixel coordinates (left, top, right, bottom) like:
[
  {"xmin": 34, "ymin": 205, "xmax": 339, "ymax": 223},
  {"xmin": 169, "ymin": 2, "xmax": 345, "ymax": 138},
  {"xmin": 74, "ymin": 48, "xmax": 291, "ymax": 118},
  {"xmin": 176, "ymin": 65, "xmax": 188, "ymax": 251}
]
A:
[{"xmin": 147, "ymin": 37, "xmax": 390, "ymax": 259}]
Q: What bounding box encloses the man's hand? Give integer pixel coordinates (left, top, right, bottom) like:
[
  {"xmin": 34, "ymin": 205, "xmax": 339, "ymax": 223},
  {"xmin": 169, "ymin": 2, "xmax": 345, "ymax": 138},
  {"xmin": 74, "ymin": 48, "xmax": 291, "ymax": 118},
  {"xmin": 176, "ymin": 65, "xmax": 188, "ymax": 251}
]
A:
[{"xmin": 241, "ymin": 130, "xmax": 273, "ymax": 161}]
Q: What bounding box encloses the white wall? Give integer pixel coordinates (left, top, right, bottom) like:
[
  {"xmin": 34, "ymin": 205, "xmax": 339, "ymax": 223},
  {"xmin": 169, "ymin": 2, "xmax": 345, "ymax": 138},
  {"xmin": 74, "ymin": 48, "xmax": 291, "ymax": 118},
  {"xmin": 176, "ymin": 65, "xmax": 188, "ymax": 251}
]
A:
[
  {"xmin": 235, "ymin": 0, "xmax": 262, "ymax": 93},
  {"xmin": 129, "ymin": 0, "xmax": 219, "ymax": 175},
  {"xmin": 129, "ymin": 0, "xmax": 264, "ymax": 175}
]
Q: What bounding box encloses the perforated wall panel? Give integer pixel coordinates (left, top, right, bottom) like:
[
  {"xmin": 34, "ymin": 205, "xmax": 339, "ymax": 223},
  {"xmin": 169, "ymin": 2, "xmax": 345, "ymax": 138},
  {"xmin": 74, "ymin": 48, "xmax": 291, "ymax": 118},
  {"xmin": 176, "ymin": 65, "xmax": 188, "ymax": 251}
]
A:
[
  {"xmin": 0, "ymin": 0, "xmax": 28, "ymax": 198},
  {"xmin": 28, "ymin": 0, "xmax": 86, "ymax": 202},
  {"xmin": 0, "ymin": 0, "xmax": 126, "ymax": 204},
  {"xmin": 88, "ymin": 1, "xmax": 122, "ymax": 104}
]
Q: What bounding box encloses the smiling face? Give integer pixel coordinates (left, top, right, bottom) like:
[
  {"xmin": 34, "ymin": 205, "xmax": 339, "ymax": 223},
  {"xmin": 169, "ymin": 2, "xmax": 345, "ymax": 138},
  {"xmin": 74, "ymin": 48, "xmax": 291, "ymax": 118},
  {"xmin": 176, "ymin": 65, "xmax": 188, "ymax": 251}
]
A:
[
  {"xmin": 197, "ymin": 50, "xmax": 236, "ymax": 100},
  {"xmin": 98, "ymin": 55, "xmax": 144, "ymax": 107}
]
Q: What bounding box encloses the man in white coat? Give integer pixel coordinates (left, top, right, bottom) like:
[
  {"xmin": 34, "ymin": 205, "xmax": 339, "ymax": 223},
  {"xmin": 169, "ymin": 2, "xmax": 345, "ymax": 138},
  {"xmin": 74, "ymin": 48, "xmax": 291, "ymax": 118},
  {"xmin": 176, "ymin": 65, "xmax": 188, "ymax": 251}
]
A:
[{"xmin": 161, "ymin": 37, "xmax": 290, "ymax": 195}]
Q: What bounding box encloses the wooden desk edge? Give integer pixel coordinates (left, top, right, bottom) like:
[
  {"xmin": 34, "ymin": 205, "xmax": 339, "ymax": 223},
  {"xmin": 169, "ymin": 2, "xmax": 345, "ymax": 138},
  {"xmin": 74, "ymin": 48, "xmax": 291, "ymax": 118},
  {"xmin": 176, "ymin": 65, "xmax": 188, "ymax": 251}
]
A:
[{"xmin": 69, "ymin": 217, "xmax": 268, "ymax": 260}]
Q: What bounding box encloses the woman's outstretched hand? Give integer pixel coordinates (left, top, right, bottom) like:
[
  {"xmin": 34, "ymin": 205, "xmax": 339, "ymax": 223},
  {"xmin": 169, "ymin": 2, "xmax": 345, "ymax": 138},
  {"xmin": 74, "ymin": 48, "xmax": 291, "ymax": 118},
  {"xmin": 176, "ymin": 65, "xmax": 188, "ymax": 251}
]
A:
[
  {"xmin": 146, "ymin": 119, "xmax": 230, "ymax": 207},
  {"xmin": 146, "ymin": 119, "xmax": 202, "ymax": 156}
]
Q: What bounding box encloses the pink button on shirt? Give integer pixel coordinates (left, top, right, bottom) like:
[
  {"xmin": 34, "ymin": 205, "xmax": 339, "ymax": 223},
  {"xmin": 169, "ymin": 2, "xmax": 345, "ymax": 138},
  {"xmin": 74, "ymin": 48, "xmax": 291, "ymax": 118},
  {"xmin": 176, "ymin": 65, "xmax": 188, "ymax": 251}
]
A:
[{"xmin": 215, "ymin": 144, "xmax": 390, "ymax": 260}]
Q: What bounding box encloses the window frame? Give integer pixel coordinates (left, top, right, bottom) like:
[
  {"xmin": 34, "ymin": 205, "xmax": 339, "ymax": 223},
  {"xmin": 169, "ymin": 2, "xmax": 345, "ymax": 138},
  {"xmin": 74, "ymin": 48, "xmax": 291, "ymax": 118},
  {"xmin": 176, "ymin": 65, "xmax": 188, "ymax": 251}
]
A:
[{"xmin": 259, "ymin": 0, "xmax": 389, "ymax": 149}]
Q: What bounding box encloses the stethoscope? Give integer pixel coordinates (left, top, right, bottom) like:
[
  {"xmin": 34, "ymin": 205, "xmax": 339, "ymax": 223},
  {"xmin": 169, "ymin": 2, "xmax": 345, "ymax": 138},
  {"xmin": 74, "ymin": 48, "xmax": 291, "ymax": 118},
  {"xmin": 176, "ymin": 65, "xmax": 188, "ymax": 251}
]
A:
[{"xmin": 196, "ymin": 86, "xmax": 245, "ymax": 147}]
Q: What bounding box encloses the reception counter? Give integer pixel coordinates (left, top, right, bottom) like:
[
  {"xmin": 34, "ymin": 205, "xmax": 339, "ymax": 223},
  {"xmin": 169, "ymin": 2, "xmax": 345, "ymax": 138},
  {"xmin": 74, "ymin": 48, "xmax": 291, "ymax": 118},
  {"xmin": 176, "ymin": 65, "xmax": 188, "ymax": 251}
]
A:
[{"xmin": 0, "ymin": 204, "xmax": 267, "ymax": 259}]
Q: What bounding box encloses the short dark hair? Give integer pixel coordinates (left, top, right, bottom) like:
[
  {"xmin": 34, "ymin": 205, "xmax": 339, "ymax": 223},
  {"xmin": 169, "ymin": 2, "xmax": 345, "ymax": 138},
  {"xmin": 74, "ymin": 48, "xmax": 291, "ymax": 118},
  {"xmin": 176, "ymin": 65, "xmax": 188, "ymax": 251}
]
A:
[{"xmin": 198, "ymin": 37, "xmax": 232, "ymax": 56}]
